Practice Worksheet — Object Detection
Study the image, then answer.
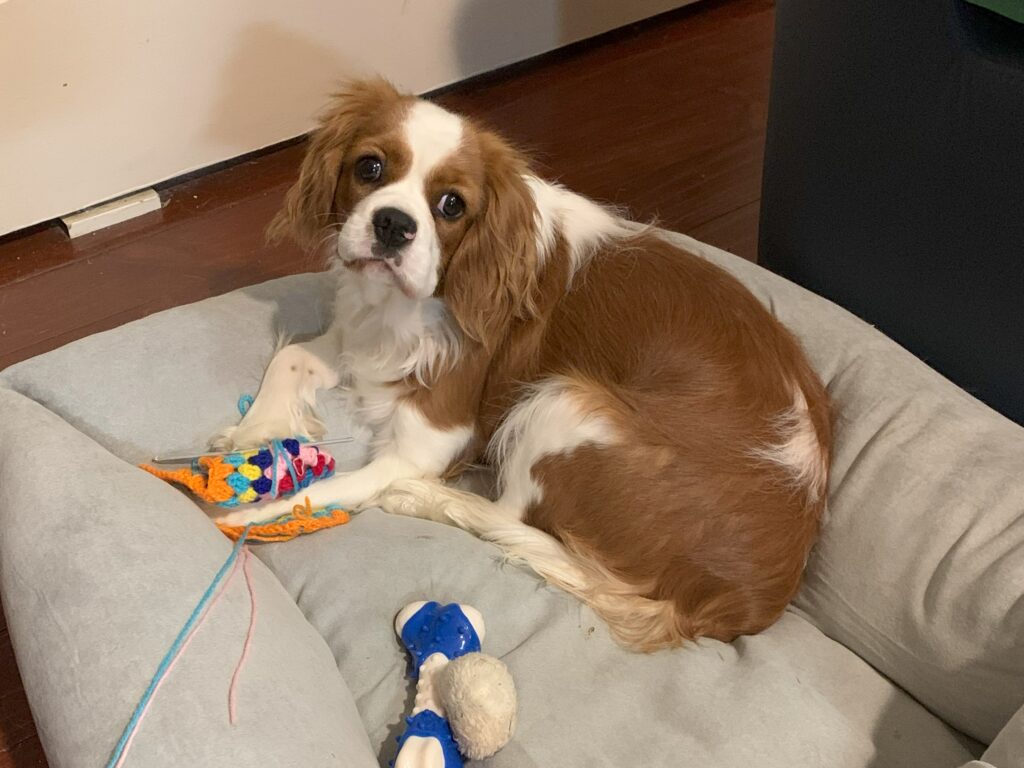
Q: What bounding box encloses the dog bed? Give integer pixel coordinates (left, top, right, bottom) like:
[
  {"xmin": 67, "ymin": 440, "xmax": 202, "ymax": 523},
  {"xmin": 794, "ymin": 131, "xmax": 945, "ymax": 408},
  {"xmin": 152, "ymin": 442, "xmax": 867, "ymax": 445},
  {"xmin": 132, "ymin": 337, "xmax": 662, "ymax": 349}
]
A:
[{"xmin": 1, "ymin": 232, "xmax": 1022, "ymax": 767}]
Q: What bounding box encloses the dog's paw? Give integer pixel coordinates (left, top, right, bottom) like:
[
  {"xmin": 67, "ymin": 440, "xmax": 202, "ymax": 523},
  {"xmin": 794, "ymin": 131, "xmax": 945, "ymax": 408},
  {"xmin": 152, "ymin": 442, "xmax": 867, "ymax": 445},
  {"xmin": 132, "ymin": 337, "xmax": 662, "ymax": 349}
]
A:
[
  {"xmin": 212, "ymin": 499, "xmax": 290, "ymax": 527},
  {"xmin": 209, "ymin": 425, "xmax": 241, "ymax": 452},
  {"xmin": 367, "ymin": 479, "xmax": 431, "ymax": 518},
  {"xmin": 208, "ymin": 422, "xmax": 280, "ymax": 452},
  {"xmin": 208, "ymin": 413, "xmax": 325, "ymax": 452},
  {"xmin": 212, "ymin": 506, "xmax": 252, "ymax": 526}
]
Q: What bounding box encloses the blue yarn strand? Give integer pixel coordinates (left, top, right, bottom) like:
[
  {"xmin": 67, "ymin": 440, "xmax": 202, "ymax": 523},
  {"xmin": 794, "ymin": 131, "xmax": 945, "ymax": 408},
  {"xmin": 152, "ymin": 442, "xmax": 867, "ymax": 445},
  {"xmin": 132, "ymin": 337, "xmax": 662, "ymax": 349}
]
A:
[
  {"xmin": 105, "ymin": 525, "xmax": 252, "ymax": 768},
  {"xmin": 268, "ymin": 440, "xmax": 281, "ymax": 499},
  {"xmin": 282, "ymin": 441, "xmax": 300, "ymax": 490},
  {"xmin": 237, "ymin": 394, "xmax": 254, "ymax": 415},
  {"xmin": 266, "ymin": 439, "xmax": 302, "ymax": 501}
]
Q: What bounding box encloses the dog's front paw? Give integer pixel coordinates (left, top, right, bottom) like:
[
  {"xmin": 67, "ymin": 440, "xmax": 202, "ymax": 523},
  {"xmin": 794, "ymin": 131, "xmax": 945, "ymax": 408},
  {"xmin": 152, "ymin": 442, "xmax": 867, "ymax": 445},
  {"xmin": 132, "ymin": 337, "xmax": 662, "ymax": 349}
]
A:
[
  {"xmin": 209, "ymin": 425, "xmax": 241, "ymax": 452},
  {"xmin": 213, "ymin": 498, "xmax": 291, "ymax": 527},
  {"xmin": 208, "ymin": 413, "xmax": 325, "ymax": 452},
  {"xmin": 212, "ymin": 506, "xmax": 254, "ymax": 526}
]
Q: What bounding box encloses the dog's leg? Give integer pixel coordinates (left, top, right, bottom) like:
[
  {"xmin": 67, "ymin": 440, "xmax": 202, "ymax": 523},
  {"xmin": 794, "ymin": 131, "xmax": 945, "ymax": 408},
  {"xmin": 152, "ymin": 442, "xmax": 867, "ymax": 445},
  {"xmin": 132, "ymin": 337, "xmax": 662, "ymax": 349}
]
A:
[
  {"xmin": 367, "ymin": 386, "xmax": 596, "ymax": 589},
  {"xmin": 371, "ymin": 377, "xmax": 693, "ymax": 651},
  {"xmin": 211, "ymin": 325, "xmax": 344, "ymax": 451},
  {"xmin": 214, "ymin": 402, "xmax": 473, "ymax": 525},
  {"xmin": 370, "ymin": 478, "xmax": 590, "ymax": 594},
  {"xmin": 368, "ymin": 377, "xmax": 622, "ymax": 590}
]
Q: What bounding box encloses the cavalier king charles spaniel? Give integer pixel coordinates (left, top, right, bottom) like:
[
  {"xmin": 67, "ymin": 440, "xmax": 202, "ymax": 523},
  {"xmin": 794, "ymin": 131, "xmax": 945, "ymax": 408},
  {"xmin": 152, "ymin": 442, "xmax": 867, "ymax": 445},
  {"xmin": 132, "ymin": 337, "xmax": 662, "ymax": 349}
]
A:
[{"xmin": 212, "ymin": 79, "xmax": 831, "ymax": 651}]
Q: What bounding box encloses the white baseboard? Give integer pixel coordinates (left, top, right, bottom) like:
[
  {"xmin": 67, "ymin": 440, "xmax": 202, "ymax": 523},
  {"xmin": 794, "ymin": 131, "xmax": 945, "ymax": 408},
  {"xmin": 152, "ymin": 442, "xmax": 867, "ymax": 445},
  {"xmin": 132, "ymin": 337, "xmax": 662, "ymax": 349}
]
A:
[{"xmin": 60, "ymin": 189, "xmax": 162, "ymax": 238}]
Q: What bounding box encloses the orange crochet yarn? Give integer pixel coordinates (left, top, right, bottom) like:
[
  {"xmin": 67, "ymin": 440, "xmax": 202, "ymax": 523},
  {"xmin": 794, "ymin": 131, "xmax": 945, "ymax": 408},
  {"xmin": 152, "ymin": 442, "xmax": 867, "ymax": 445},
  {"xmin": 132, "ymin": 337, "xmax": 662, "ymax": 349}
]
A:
[
  {"xmin": 217, "ymin": 497, "xmax": 351, "ymax": 543},
  {"xmin": 141, "ymin": 456, "xmax": 237, "ymax": 504}
]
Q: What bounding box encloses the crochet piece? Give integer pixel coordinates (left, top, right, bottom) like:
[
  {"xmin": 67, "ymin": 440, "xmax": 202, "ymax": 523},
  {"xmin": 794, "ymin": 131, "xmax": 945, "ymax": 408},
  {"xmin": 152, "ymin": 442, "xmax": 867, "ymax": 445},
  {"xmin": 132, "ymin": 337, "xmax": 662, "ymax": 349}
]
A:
[
  {"xmin": 218, "ymin": 497, "xmax": 351, "ymax": 543},
  {"xmin": 140, "ymin": 439, "xmax": 335, "ymax": 508}
]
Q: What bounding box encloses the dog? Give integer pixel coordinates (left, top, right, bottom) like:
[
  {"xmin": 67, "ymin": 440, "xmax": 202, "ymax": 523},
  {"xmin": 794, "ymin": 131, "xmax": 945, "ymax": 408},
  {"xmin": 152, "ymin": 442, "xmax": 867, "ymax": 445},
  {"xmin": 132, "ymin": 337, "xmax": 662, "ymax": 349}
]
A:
[{"xmin": 212, "ymin": 78, "xmax": 831, "ymax": 651}]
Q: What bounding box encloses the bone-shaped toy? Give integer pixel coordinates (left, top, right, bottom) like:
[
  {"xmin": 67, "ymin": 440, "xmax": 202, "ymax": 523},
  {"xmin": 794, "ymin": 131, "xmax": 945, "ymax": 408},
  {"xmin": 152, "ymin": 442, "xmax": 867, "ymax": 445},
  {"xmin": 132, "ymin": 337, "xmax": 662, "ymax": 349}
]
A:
[{"xmin": 392, "ymin": 601, "xmax": 517, "ymax": 767}]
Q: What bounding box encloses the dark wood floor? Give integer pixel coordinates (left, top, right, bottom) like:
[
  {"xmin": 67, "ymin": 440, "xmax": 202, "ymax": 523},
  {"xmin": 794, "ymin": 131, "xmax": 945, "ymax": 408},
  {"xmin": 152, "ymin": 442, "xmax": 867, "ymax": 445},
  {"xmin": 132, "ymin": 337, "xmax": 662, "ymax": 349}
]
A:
[{"xmin": 0, "ymin": 0, "xmax": 774, "ymax": 763}]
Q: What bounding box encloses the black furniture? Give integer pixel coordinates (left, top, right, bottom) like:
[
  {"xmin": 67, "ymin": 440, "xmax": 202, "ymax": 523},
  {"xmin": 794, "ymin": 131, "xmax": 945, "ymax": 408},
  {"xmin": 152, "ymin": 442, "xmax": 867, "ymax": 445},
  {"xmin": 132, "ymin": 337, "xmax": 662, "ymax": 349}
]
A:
[{"xmin": 760, "ymin": 0, "xmax": 1024, "ymax": 425}]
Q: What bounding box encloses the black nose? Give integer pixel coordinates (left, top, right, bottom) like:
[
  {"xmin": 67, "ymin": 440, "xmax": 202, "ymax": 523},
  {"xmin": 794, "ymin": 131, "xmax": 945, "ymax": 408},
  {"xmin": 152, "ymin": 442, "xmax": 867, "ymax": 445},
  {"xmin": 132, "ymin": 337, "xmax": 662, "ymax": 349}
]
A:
[{"xmin": 372, "ymin": 207, "xmax": 417, "ymax": 250}]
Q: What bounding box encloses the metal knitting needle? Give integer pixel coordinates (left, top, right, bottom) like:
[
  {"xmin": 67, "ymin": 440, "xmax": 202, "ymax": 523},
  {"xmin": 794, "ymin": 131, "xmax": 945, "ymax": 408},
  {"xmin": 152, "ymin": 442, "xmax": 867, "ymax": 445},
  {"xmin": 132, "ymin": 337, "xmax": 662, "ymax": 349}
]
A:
[{"xmin": 151, "ymin": 436, "xmax": 354, "ymax": 464}]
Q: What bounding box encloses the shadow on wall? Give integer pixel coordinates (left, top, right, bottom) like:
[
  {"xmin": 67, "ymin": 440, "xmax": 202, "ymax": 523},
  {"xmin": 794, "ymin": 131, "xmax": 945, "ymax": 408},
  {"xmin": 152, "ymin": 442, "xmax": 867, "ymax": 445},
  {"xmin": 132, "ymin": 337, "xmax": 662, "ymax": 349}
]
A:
[
  {"xmin": 447, "ymin": 0, "xmax": 687, "ymax": 144},
  {"xmin": 204, "ymin": 22, "xmax": 358, "ymax": 151},
  {"xmin": 450, "ymin": 0, "xmax": 560, "ymax": 77},
  {"xmin": 451, "ymin": 0, "xmax": 682, "ymax": 74},
  {"xmin": 205, "ymin": 2, "xmax": 688, "ymax": 152}
]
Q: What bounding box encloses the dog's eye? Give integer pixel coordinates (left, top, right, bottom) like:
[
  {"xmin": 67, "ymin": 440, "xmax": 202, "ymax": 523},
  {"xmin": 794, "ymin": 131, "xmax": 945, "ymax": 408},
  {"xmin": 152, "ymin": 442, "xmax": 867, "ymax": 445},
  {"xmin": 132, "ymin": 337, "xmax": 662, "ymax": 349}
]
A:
[
  {"xmin": 436, "ymin": 192, "xmax": 465, "ymax": 220},
  {"xmin": 354, "ymin": 156, "xmax": 383, "ymax": 183}
]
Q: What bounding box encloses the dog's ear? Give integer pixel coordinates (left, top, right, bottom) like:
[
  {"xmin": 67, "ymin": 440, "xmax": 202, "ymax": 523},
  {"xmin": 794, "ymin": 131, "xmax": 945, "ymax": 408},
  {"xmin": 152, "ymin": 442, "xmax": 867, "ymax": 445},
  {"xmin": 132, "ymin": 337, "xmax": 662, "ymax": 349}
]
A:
[
  {"xmin": 442, "ymin": 132, "xmax": 539, "ymax": 350},
  {"xmin": 267, "ymin": 78, "xmax": 404, "ymax": 250}
]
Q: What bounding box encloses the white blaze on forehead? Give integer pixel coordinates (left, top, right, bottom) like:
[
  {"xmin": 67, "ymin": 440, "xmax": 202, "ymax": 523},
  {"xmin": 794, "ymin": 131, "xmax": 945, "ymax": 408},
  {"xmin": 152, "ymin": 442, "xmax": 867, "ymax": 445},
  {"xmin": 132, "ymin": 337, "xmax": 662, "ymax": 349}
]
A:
[
  {"xmin": 402, "ymin": 100, "xmax": 463, "ymax": 179},
  {"xmin": 337, "ymin": 99, "xmax": 463, "ymax": 303}
]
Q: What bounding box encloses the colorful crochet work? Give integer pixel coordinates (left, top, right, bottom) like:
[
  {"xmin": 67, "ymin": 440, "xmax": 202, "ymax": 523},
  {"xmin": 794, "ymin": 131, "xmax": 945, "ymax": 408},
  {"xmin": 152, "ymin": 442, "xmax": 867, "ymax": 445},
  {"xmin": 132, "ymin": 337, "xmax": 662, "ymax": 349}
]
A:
[
  {"xmin": 217, "ymin": 497, "xmax": 351, "ymax": 543},
  {"xmin": 140, "ymin": 439, "xmax": 335, "ymax": 508}
]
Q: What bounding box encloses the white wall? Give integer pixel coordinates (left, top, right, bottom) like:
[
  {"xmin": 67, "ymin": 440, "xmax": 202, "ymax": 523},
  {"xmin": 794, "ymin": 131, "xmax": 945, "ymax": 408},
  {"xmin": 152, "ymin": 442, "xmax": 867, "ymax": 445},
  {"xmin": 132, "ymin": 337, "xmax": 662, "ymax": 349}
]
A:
[{"xmin": 0, "ymin": 0, "xmax": 690, "ymax": 236}]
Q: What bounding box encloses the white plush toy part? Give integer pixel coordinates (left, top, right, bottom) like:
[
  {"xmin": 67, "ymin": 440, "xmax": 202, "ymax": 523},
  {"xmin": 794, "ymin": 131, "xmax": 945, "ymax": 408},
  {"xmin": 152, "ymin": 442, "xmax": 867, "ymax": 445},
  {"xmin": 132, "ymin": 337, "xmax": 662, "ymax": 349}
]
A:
[{"xmin": 392, "ymin": 601, "xmax": 517, "ymax": 767}]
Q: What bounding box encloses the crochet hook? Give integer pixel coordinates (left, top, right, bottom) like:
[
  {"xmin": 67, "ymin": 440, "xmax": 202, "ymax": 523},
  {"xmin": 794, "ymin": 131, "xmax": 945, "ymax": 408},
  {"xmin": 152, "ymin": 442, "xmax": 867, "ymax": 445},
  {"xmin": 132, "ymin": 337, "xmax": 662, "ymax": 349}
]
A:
[{"xmin": 151, "ymin": 436, "xmax": 354, "ymax": 464}]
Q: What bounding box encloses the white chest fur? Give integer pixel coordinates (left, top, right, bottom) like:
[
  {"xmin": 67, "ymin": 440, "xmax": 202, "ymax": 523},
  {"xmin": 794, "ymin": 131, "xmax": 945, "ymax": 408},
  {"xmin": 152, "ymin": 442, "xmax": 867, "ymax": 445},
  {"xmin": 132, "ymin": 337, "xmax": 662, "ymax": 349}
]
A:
[{"xmin": 333, "ymin": 272, "xmax": 461, "ymax": 440}]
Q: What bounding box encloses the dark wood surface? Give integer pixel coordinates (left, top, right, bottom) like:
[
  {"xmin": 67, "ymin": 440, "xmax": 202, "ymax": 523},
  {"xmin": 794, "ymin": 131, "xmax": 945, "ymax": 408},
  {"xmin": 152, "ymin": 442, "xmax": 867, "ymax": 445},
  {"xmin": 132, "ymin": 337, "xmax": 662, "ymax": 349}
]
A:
[{"xmin": 0, "ymin": 1, "xmax": 774, "ymax": 763}]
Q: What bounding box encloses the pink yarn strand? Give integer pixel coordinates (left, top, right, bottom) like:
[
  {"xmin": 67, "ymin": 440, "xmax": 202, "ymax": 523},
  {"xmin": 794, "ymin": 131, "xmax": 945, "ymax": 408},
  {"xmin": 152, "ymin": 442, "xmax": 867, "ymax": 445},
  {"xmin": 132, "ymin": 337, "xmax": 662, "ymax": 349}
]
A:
[
  {"xmin": 113, "ymin": 552, "xmax": 244, "ymax": 768},
  {"xmin": 228, "ymin": 546, "xmax": 257, "ymax": 725}
]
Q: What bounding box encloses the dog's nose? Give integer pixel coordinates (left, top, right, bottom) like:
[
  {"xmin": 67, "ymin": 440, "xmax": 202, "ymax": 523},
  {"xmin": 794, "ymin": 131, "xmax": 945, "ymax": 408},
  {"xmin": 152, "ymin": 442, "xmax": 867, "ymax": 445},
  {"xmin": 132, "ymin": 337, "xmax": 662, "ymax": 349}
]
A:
[{"xmin": 372, "ymin": 207, "xmax": 417, "ymax": 250}]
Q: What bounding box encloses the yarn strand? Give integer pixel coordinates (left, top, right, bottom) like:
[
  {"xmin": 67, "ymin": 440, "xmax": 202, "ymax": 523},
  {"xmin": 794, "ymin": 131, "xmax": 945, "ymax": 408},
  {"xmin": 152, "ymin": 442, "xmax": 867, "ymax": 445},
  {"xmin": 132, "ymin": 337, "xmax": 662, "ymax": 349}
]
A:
[
  {"xmin": 106, "ymin": 526, "xmax": 252, "ymax": 768},
  {"xmin": 228, "ymin": 546, "xmax": 257, "ymax": 725}
]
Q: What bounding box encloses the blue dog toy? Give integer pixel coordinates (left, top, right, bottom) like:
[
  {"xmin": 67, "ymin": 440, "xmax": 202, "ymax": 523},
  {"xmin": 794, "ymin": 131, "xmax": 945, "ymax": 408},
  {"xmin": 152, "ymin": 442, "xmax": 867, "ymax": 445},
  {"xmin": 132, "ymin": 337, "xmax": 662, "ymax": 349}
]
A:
[{"xmin": 392, "ymin": 601, "xmax": 517, "ymax": 767}]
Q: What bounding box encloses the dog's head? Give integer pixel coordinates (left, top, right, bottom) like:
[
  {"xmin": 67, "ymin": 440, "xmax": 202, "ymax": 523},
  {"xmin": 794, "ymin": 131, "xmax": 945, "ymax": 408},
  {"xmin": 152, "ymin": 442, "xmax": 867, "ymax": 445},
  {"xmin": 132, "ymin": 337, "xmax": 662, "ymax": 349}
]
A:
[{"xmin": 269, "ymin": 79, "xmax": 539, "ymax": 348}]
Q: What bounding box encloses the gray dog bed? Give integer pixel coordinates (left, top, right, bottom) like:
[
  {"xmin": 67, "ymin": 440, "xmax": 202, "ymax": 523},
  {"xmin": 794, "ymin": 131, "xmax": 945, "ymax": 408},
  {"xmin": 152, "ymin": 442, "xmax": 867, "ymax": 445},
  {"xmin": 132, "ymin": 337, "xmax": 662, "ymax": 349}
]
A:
[{"xmin": 1, "ymin": 232, "xmax": 1022, "ymax": 767}]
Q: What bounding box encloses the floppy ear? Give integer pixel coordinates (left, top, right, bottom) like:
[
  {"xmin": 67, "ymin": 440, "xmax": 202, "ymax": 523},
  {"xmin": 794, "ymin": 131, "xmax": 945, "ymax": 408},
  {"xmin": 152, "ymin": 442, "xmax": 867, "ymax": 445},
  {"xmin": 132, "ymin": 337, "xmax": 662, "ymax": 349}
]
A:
[
  {"xmin": 266, "ymin": 78, "xmax": 403, "ymax": 249},
  {"xmin": 442, "ymin": 132, "xmax": 540, "ymax": 350}
]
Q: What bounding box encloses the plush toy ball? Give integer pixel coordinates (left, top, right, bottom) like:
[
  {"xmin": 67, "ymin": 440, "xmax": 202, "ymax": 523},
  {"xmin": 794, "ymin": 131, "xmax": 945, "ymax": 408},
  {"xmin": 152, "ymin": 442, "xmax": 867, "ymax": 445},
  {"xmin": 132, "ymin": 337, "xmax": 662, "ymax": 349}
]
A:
[{"xmin": 440, "ymin": 652, "xmax": 517, "ymax": 760}]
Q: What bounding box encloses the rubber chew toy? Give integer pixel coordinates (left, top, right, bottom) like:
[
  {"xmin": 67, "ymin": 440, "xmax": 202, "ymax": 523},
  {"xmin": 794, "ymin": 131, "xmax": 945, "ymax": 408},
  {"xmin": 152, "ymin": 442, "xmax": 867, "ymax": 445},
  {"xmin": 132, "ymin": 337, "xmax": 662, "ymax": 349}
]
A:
[
  {"xmin": 140, "ymin": 439, "xmax": 335, "ymax": 508},
  {"xmin": 393, "ymin": 601, "xmax": 517, "ymax": 767}
]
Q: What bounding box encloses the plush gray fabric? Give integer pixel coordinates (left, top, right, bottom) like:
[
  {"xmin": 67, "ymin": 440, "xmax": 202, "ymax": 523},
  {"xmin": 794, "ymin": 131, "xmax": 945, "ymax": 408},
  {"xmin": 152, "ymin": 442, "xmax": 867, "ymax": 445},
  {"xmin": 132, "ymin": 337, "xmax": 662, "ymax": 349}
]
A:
[
  {"xmin": 2, "ymin": 231, "xmax": 1020, "ymax": 765},
  {"xmin": 0, "ymin": 387, "xmax": 377, "ymax": 768},
  {"xmin": 256, "ymin": 511, "xmax": 975, "ymax": 767},
  {"xmin": 977, "ymin": 700, "xmax": 1024, "ymax": 768},
  {"xmin": 0, "ymin": 277, "xmax": 357, "ymax": 467}
]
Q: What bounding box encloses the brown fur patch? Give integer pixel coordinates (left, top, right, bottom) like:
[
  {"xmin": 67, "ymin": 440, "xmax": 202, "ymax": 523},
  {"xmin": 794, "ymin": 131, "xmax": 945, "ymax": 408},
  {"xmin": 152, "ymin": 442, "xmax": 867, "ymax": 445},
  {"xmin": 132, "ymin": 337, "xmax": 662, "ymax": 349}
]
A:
[
  {"xmin": 431, "ymin": 223, "xmax": 831, "ymax": 645},
  {"xmin": 400, "ymin": 126, "xmax": 546, "ymax": 434},
  {"xmin": 510, "ymin": 233, "xmax": 831, "ymax": 643},
  {"xmin": 436, "ymin": 127, "xmax": 540, "ymax": 350}
]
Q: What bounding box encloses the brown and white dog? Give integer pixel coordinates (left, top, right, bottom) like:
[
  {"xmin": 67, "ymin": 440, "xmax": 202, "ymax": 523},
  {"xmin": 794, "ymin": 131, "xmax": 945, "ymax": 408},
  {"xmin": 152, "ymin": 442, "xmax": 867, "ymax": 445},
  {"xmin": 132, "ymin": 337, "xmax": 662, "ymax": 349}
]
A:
[{"xmin": 213, "ymin": 79, "xmax": 831, "ymax": 651}]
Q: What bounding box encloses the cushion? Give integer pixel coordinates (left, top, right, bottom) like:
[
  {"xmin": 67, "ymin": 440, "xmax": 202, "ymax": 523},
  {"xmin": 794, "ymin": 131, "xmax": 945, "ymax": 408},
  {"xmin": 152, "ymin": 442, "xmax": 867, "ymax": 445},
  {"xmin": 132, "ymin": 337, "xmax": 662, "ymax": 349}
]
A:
[
  {"xmin": 670, "ymin": 233, "xmax": 1024, "ymax": 745},
  {"xmin": 979, "ymin": 699, "xmax": 1024, "ymax": 767},
  {"xmin": 957, "ymin": 699, "xmax": 1024, "ymax": 768},
  {"xmin": 0, "ymin": 387, "xmax": 377, "ymax": 767},
  {"xmin": 258, "ymin": 511, "xmax": 976, "ymax": 767},
  {"xmin": 1, "ymin": 232, "xmax": 1003, "ymax": 767}
]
